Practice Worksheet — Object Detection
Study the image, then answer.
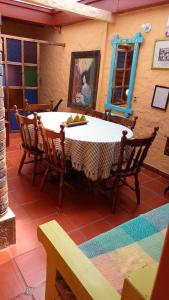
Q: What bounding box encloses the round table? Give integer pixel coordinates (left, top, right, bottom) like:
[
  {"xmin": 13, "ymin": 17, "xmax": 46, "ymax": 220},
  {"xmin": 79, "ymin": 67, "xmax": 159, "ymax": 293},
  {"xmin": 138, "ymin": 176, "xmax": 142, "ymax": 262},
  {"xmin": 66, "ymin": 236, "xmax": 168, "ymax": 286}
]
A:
[{"xmin": 34, "ymin": 112, "xmax": 133, "ymax": 181}]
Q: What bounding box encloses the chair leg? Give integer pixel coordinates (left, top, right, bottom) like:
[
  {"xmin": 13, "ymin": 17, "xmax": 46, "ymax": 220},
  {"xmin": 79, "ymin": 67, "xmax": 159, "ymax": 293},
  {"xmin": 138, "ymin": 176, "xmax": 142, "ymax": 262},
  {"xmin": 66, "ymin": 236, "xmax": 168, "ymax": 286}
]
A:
[
  {"xmin": 39, "ymin": 153, "xmax": 44, "ymax": 165},
  {"xmin": 112, "ymin": 178, "xmax": 119, "ymax": 213},
  {"xmin": 87, "ymin": 178, "xmax": 94, "ymax": 194},
  {"xmin": 18, "ymin": 151, "xmax": 26, "ymax": 175},
  {"xmin": 40, "ymin": 166, "xmax": 49, "ymax": 191},
  {"xmin": 32, "ymin": 154, "xmax": 38, "ymax": 186},
  {"xmin": 135, "ymin": 174, "xmax": 140, "ymax": 204},
  {"xmin": 58, "ymin": 173, "xmax": 64, "ymax": 208}
]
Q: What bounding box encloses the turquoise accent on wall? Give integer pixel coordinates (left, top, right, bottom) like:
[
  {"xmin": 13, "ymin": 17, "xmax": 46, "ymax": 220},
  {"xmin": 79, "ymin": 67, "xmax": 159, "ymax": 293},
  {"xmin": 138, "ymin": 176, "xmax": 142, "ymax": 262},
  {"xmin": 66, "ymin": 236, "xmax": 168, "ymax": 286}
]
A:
[{"xmin": 106, "ymin": 32, "xmax": 143, "ymax": 118}]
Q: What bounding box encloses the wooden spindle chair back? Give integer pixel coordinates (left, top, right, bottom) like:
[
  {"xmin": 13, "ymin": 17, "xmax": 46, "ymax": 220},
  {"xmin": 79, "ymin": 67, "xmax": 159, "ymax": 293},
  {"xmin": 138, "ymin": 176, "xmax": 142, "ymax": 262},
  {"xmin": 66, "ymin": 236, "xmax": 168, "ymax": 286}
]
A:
[
  {"xmin": 24, "ymin": 99, "xmax": 53, "ymax": 116},
  {"xmin": 39, "ymin": 124, "xmax": 65, "ymax": 171},
  {"xmin": 14, "ymin": 105, "xmax": 38, "ymax": 152},
  {"xmin": 52, "ymin": 99, "xmax": 63, "ymax": 112},
  {"xmin": 38, "ymin": 121, "xmax": 66, "ymax": 207},
  {"xmin": 111, "ymin": 127, "xmax": 159, "ymax": 212},
  {"xmin": 106, "ymin": 109, "xmax": 138, "ymax": 130},
  {"xmin": 85, "ymin": 108, "xmax": 107, "ymax": 120},
  {"xmin": 14, "ymin": 105, "xmax": 43, "ymax": 185},
  {"xmin": 118, "ymin": 127, "xmax": 159, "ymax": 175}
]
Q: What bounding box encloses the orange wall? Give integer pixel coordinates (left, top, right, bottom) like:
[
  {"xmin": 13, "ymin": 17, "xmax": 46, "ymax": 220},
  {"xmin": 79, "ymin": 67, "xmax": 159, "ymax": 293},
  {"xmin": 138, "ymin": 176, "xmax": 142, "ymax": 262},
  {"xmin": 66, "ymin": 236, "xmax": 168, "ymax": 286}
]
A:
[
  {"xmin": 104, "ymin": 5, "xmax": 169, "ymax": 172},
  {"xmin": 2, "ymin": 4, "xmax": 169, "ymax": 174},
  {"xmin": 38, "ymin": 20, "xmax": 108, "ymax": 113}
]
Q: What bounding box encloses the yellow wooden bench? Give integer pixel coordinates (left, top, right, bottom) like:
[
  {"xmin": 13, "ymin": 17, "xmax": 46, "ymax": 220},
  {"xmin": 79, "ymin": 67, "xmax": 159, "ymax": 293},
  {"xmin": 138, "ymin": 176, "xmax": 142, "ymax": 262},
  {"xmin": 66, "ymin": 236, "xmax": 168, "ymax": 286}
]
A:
[{"xmin": 38, "ymin": 221, "xmax": 169, "ymax": 300}]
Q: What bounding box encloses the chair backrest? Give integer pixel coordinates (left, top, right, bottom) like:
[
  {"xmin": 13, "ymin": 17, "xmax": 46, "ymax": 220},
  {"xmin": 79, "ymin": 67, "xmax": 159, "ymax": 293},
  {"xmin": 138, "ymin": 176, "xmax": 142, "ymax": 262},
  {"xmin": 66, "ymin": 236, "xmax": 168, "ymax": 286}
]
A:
[
  {"xmin": 117, "ymin": 127, "xmax": 159, "ymax": 175},
  {"xmin": 85, "ymin": 108, "xmax": 106, "ymax": 120},
  {"xmin": 24, "ymin": 99, "xmax": 53, "ymax": 116},
  {"xmin": 39, "ymin": 121, "xmax": 65, "ymax": 170},
  {"xmin": 106, "ymin": 110, "xmax": 138, "ymax": 130},
  {"xmin": 52, "ymin": 99, "xmax": 63, "ymax": 112},
  {"xmin": 14, "ymin": 105, "xmax": 38, "ymax": 151}
]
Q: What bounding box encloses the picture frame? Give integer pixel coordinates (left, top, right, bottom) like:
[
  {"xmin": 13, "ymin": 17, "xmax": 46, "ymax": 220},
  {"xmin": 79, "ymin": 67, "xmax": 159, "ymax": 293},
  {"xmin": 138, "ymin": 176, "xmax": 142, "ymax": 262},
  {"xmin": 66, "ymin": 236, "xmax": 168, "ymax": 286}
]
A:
[
  {"xmin": 151, "ymin": 85, "xmax": 169, "ymax": 110},
  {"xmin": 152, "ymin": 40, "xmax": 169, "ymax": 69},
  {"xmin": 68, "ymin": 50, "xmax": 100, "ymax": 109}
]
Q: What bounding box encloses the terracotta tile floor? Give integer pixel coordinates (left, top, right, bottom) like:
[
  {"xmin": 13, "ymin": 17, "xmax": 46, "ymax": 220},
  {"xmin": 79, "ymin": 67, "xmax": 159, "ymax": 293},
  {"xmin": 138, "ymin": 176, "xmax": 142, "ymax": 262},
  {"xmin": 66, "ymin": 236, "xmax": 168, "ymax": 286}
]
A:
[{"xmin": 1, "ymin": 132, "xmax": 169, "ymax": 300}]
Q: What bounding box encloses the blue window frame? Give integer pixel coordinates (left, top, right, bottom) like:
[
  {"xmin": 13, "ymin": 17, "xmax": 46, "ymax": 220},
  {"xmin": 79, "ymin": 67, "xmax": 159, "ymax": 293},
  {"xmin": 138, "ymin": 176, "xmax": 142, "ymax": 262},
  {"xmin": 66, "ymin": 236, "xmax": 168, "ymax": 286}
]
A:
[{"xmin": 106, "ymin": 32, "xmax": 143, "ymax": 117}]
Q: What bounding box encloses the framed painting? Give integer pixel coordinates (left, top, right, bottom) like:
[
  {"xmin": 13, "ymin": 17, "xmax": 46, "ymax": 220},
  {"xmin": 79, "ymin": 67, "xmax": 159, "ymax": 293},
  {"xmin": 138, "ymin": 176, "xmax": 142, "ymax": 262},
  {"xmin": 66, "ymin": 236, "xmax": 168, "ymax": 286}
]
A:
[
  {"xmin": 68, "ymin": 50, "xmax": 100, "ymax": 109},
  {"xmin": 151, "ymin": 85, "xmax": 169, "ymax": 110},
  {"xmin": 152, "ymin": 40, "xmax": 169, "ymax": 69}
]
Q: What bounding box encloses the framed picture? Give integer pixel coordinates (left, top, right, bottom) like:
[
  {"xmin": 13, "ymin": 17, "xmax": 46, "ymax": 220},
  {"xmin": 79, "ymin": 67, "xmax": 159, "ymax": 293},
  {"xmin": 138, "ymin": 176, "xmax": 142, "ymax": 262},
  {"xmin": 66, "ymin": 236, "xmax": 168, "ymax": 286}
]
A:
[
  {"xmin": 152, "ymin": 40, "xmax": 169, "ymax": 69},
  {"xmin": 68, "ymin": 50, "xmax": 100, "ymax": 109},
  {"xmin": 151, "ymin": 85, "xmax": 169, "ymax": 110}
]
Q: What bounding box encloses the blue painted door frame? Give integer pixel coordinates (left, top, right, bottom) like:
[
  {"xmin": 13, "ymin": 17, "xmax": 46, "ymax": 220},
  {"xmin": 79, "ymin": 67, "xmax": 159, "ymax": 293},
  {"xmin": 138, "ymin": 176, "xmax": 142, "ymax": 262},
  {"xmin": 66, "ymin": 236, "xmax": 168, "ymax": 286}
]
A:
[{"xmin": 106, "ymin": 32, "xmax": 143, "ymax": 117}]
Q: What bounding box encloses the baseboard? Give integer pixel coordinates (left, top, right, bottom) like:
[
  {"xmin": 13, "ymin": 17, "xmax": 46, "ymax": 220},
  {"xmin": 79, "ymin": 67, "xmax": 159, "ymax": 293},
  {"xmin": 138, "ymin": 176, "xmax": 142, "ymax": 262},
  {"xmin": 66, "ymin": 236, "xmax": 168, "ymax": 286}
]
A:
[{"xmin": 143, "ymin": 163, "xmax": 169, "ymax": 179}]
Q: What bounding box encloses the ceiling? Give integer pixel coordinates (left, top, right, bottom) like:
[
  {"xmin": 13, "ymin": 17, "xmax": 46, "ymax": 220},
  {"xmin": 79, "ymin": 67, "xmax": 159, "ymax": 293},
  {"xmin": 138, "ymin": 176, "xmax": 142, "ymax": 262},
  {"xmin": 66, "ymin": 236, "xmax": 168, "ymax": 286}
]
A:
[
  {"xmin": 84, "ymin": 0, "xmax": 169, "ymax": 13},
  {"xmin": 0, "ymin": 0, "xmax": 168, "ymax": 26}
]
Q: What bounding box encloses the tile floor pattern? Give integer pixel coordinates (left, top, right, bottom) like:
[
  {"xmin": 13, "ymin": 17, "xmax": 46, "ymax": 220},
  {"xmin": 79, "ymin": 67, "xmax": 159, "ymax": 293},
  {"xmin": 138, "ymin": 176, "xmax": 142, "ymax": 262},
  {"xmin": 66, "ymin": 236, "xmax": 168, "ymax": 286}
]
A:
[{"xmin": 0, "ymin": 132, "xmax": 169, "ymax": 299}]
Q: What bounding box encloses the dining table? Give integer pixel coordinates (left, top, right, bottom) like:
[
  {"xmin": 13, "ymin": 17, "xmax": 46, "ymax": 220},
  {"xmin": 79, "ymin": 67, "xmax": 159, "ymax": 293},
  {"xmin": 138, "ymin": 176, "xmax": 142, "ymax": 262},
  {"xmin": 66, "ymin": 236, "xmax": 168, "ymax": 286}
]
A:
[{"xmin": 29, "ymin": 111, "xmax": 133, "ymax": 181}]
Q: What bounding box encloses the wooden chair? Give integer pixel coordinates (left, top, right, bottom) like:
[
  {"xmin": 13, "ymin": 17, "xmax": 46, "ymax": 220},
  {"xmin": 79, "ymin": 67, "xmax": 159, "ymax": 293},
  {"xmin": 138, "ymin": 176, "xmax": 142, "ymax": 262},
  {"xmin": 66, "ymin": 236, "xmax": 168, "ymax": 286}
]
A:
[
  {"xmin": 110, "ymin": 127, "xmax": 159, "ymax": 212},
  {"xmin": 38, "ymin": 121, "xmax": 66, "ymax": 208},
  {"xmin": 106, "ymin": 110, "xmax": 138, "ymax": 130},
  {"xmin": 52, "ymin": 99, "xmax": 63, "ymax": 112},
  {"xmin": 24, "ymin": 99, "xmax": 53, "ymax": 116},
  {"xmin": 85, "ymin": 108, "xmax": 107, "ymax": 120},
  {"xmin": 14, "ymin": 105, "xmax": 43, "ymax": 185}
]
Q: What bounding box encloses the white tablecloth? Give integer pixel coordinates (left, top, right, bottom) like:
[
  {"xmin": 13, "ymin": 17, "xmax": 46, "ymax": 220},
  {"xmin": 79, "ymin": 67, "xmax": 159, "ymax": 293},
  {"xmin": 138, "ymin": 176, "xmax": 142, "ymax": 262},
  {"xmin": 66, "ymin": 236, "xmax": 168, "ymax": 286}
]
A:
[{"xmin": 30, "ymin": 112, "xmax": 133, "ymax": 181}]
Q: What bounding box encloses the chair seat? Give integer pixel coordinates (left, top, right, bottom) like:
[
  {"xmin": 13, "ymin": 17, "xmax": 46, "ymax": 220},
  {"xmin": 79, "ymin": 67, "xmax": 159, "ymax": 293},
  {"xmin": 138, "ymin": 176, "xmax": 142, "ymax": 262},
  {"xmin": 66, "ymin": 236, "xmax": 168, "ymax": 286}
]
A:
[
  {"xmin": 22, "ymin": 144, "xmax": 44, "ymax": 154},
  {"xmin": 111, "ymin": 163, "xmax": 141, "ymax": 177}
]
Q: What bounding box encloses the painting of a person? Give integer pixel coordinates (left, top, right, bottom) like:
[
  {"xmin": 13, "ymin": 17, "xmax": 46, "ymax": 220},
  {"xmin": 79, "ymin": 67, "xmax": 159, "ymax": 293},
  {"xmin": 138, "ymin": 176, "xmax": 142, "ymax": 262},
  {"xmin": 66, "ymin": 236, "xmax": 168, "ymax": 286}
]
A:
[
  {"xmin": 75, "ymin": 71, "xmax": 92, "ymax": 106},
  {"xmin": 69, "ymin": 53, "xmax": 100, "ymax": 108}
]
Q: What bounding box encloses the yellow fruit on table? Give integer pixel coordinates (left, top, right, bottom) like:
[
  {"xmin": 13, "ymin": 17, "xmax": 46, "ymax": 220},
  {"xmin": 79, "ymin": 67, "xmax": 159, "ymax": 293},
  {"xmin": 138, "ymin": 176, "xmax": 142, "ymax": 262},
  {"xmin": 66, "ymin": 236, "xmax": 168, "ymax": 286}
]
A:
[
  {"xmin": 80, "ymin": 115, "xmax": 86, "ymax": 122},
  {"xmin": 73, "ymin": 114, "xmax": 80, "ymax": 122},
  {"xmin": 66, "ymin": 116, "xmax": 73, "ymax": 124}
]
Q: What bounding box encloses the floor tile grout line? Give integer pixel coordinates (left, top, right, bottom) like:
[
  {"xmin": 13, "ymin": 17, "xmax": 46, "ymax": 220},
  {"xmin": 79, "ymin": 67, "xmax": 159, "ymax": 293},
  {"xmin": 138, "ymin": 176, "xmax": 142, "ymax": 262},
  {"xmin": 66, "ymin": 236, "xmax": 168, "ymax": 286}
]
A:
[
  {"xmin": 140, "ymin": 176, "xmax": 168, "ymax": 186},
  {"xmin": 33, "ymin": 210, "xmax": 112, "ymax": 233},
  {"xmin": 120, "ymin": 177, "xmax": 168, "ymax": 201},
  {"xmin": 11, "ymin": 245, "xmax": 43, "ymax": 263},
  {"xmin": 142, "ymin": 181, "xmax": 169, "ymax": 198},
  {"xmin": 31, "ymin": 210, "xmax": 76, "ymax": 227},
  {"xmin": 76, "ymin": 228, "xmax": 88, "ymax": 241},
  {"xmin": 68, "ymin": 215, "xmax": 114, "ymax": 233},
  {"xmin": 9, "ymin": 203, "xmax": 38, "ymax": 229},
  {"xmin": 9, "ymin": 242, "xmax": 42, "ymax": 259},
  {"xmin": 10, "ymin": 256, "xmax": 29, "ymax": 293}
]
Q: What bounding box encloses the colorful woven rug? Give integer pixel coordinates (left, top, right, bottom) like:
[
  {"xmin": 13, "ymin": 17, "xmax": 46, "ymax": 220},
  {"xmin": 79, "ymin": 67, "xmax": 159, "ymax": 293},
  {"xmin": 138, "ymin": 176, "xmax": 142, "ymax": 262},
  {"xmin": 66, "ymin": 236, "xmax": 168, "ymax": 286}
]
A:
[{"xmin": 80, "ymin": 204, "xmax": 169, "ymax": 294}]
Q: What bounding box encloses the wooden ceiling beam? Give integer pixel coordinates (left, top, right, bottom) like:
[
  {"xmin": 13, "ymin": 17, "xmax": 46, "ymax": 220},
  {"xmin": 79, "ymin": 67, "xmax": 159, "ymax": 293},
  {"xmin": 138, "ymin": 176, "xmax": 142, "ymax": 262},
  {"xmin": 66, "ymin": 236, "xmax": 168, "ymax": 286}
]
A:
[{"xmin": 23, "ymin": 0, "xmax": 114, "ymax": 23}]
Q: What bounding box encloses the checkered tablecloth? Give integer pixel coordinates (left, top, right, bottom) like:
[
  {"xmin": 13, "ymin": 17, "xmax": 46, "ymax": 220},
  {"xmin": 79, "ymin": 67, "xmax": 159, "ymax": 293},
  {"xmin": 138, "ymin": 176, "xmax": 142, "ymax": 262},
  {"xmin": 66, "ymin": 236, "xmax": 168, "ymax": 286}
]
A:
[{"xmin": 28, "ymin": 112, "xmax": 133, "ymax": 181}]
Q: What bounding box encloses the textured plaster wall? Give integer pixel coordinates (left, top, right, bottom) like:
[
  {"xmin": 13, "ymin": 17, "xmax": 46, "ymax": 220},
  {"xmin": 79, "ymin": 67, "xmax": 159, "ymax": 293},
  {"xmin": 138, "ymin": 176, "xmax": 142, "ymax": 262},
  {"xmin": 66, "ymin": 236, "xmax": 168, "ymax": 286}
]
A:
[
  {"xmin": 43, "ymin": 4, "xmax": 169, "ymax": 174},
  {"xmin": 39, "ymin": 21, "xmax": 108, "ymax": 112},
  {"xmin": 2, "ymin": 4, "xmax": 169, "ymax": 174},
  {"xmin": 104, "ymin": 5, "xmax": 169, "ymax": 173}
]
